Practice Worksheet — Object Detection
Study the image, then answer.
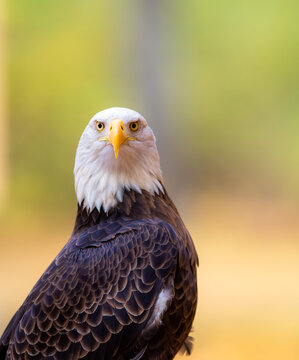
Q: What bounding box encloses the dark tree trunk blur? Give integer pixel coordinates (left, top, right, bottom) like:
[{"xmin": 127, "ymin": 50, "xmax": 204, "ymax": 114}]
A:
[{"xmin": 134, "ymin": 0, "xmax": 181, "ymax": 195}]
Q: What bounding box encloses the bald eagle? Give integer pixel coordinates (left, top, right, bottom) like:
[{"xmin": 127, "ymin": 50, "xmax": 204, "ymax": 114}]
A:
[{"xmin": 0, "ymin": 108, "xmax": 198, "ymax": 360}]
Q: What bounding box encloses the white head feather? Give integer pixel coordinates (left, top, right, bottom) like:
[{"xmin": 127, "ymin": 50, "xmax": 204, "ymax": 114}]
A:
[{"xmin": 74, "ymin": 107, "xmax": 164, "ymax": 213}]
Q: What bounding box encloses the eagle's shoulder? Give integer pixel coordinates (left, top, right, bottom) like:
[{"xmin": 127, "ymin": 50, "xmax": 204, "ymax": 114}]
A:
[
  {"xmin": 74, "ymin": 217, "xmax": 179, "ymax": 247},
  {"xmin": 55, "ymin": 217, "xmax": 181, "ymax": 267},
  {"xmin": 0, "ymin": 217, "xmax": 181, "ymax": 359}
]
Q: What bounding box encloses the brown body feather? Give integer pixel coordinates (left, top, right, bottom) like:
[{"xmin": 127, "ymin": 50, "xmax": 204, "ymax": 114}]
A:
[{"xmin": 0, "ymin": 189, "xmax": 197, "ymax": 360}]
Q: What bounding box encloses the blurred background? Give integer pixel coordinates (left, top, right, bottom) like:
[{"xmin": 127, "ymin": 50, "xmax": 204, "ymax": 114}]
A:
[{"xmin": 0, "ymin": 0, "xmax": 299, "ymax": 359}]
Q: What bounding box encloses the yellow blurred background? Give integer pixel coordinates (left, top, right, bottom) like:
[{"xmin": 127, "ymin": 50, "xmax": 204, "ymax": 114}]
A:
[{"xmin": 0, "ymin": 1, "xmax": 299, "ymax": 359}]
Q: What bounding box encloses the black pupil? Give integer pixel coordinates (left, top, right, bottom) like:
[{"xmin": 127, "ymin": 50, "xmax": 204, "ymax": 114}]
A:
[
  {"xmin": 98, "ymin": 123, "xmax": 103, "ymax": 129},
  {"xmin": 132, "ymin": 123, "xmax": 136, "ymax": 129}
]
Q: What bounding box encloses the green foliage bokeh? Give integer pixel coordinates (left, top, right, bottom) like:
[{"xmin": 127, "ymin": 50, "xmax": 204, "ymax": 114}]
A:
[{"xmin": 6, "ymin": 0, "xmax": 299, "ymax": 216}]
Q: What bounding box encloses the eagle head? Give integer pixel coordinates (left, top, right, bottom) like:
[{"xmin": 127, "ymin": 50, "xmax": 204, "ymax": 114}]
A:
[{"xmin": 74, "ymin": 107, "xmax": 164, "ymax": 213}]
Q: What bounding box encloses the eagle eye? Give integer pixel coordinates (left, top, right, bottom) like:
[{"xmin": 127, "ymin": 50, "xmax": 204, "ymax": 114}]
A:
[
  {"xmin": 130, "ymin": 121, "xmax": 139, "ymax": 132},
  {"xmin": 96, "ymin": 121, "xmax": 105, "ymax": 132}
]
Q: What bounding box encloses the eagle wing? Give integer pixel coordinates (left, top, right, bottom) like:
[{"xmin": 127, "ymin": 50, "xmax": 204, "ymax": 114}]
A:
[{"xmin": 0, "ymin": 218, "xmax": 179, "ymax": 360}]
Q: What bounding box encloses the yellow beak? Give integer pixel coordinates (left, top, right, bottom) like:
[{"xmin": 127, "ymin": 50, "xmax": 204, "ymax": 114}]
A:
[{"xmin": 108, "ymin": 119, "xmax": 127, "ymax": 159}]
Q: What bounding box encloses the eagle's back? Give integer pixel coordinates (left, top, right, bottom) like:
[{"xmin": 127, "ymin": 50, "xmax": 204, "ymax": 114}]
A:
[{"xmin": 0, "ymin": 190, "xmax": 197, "ymax": 360}]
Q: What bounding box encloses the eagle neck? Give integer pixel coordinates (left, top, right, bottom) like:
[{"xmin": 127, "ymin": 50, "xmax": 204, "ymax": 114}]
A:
[{"xmin": 72, "ymin": 188, "xmax": 179, "ymax": 237}]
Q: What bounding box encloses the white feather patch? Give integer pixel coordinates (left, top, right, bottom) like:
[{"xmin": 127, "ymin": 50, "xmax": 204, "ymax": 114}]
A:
[
  {"xmin": 152, "ymin": 287, "xmax": 174, "ymax": 324},
  {"xmin": 146, "ymin": 285, "xmax": 174, "ymax": 331}
]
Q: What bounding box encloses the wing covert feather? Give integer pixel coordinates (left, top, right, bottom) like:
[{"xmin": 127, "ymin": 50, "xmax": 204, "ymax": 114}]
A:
[{"xmin": 0, "ymin": 219, "xmax": 179, "ymax": 360}]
